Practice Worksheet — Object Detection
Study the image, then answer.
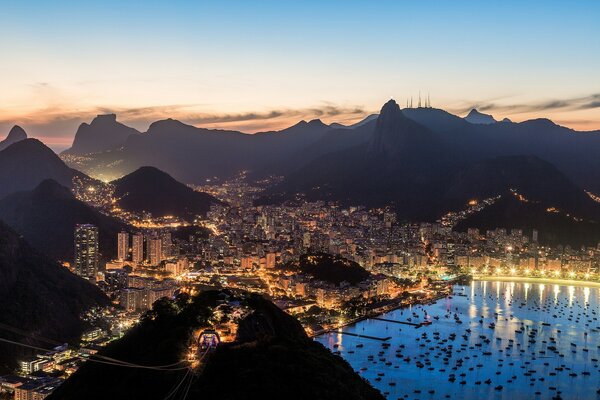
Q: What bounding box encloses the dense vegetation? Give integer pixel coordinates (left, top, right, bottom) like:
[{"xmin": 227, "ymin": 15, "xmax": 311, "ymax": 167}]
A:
[{"xmin": 281, "ymin": 253, "xmax": 371, "ymax": 285}]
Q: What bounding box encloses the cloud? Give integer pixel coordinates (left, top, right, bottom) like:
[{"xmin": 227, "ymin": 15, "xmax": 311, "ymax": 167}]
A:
[{"xmin": 453, "ymin": 93, "xmax": 600, "ymax": 115}]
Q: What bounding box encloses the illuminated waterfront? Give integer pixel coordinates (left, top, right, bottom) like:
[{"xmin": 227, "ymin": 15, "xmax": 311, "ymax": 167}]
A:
[{"xmin": 317, "ymin": 280, "xmax": 600, "ymax": 399}]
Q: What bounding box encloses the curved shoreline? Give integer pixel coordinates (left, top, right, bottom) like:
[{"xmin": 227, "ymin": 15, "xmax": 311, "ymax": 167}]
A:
[{"xmin": 474, "ymin": 275, "xmax": 600, "ymax": 288}]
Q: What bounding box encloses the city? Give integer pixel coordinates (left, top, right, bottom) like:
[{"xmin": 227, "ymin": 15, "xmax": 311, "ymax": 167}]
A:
[
  {"xmin": 0, "ymin": 2, "xmax": 599, "ymax": 399},
  {"xmin": 3, "ymin": 170, "xmax": 600, "ymax": 399}
]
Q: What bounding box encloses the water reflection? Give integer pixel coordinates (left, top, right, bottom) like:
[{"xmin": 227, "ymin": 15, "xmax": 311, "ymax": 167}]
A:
[{"xmin": 317, "ymin": 281, "xmax": 600, "ymax": 399}]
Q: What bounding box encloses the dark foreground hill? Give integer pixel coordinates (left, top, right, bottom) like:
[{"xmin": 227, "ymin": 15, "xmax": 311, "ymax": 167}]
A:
[
  {"xmin": 0, "ymin": 180, "xmax": 128, "ymax": 261},
  {"xmin": 0, "ymin": 221, "xmax": 109, "ymax": 371},
  {"xmin": 111, "ymin": 166, "xmax": 222, "ymax": 220},
  {"xmin": 48, "ymin": 290, "xmax": 383, "ymax": 400}
]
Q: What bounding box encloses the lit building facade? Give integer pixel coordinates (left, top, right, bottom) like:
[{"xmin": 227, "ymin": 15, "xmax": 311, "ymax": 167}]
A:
[{"xmin": 74, "ymin": 224, "xmax": 99, "ymax": 282}]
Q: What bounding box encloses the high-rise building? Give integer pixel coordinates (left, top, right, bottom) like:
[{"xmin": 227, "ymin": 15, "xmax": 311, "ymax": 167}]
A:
[
  {"xmin": 161, "ymin": 231, "xmax": 172, "ymax": 259},
  {"xmin": 117, "ymin": 232, "xmax": 129, "ymax": 261},
  {"xmin": 131, "ymin": 234, "xmax": 144, "ymax": 264},
  {"xmin": 74, "ymin": 224, "xmax": 99, "ymax": 282},
  {"xmin": 148, "ymin": 237, "xmax": 163, "ymax": 266}
]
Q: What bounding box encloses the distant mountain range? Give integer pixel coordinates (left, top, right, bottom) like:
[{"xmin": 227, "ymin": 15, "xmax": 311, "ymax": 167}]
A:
[
  {"xmin": 259, "ymin": 100, "xmax": 600, "ymax": 244},
  {"xmin": 0, "ymin": 221, "xmax": 109, "ymax": 371},
  {"xmin": 48, "ymin": 290, "xmax": 383, "ymax": 400},
  {"xmin": 111, "ymin": 166, "xmax": 222, "ymax": 219},
  {"xmin": 0, "ymin": 180, "xmax": 128, "ymax": 261},
  {"xmin": 57, "ymin": 106, "xmax": 600, "ymax": 194},
  {"xmin": 3, "ymin": 101, "xmax": 599, "ymax": 245}
]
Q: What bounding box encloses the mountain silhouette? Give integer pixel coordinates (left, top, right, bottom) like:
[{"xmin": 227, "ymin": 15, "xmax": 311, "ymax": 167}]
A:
[
  {"xmin": 455, "ymin": 194, "xmax": 600, "ymax": 247},
  {"xmin": 63, "ymin": 114, "xmax": 141, "ymax": 155},
  {"xmin": 0, "ymin": 139, "xmax": 83, "ymax": 199},
  {"xmin": 0, "ymin": 125, "xmax": 27, "ymax": 151},
  {"xmin": 58, "ymin": 104, "xmax": 600, "ymax": 194},
  {"xmin": 111, "ymin": 166, "xmax": 222, "ymax": 219},
  {"xmin": 367, "ymin": 100, "xmax": 440, "ymax": 160},
  {"xmin": 62, "ymin": 117, "xmax": 337, "ymax": 183},
  {"xmin": 262, "ymin": 101, "xmax": 600, "ymax": 234},
  {"xmin": 0, "ymin": 179, "xmax": 128, "ymax": 261},
  {"xmin": 464, "ymin": 108, "xmax": 496, "ymax": 124},
  {"xmin": 0, "ymin": 220, "xmax": 109, "ymax": 370}
]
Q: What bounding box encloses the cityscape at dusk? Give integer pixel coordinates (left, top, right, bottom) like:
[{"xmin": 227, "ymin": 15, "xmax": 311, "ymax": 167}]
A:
[{"xmin": 0, "ymin": 1, "xmax": 600, "ymax": 400}]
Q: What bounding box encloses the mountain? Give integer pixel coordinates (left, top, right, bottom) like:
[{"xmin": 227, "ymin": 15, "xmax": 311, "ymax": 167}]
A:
[
  {"xmin": 63, "ymin": 114, "xmax": 141, "ymax": 155},
  {"xmin": 61, "ymin": 117, "xmax": 338, "ymax": 184},
  {"xmin": 402, "ymin": 109, "xmax": 600, "ymax": 193},
  {"xmin": 0, "ymin": 220, "xmax": 109, "ymax": 371},
  {"xmin": 263, "ymin": 101, "xmax": 600, "ymax": 236},
  {"xmin": 264, "ymin": 100, "xmax": 453, "ymax": 220},
  {"xmin": 455, "ymin": 194, "xmax": 600, "ymax": 247},
  {"xmin": 0, "ymin": 180, "xmax": 128, "ymax": 261},
  {"xmin": 464, "ymin": 108, "xmax": 496, "ymax": 124},
  {"xmin": 349, "ymin": 114, "xmax": 379, "ymax": 128},
  {"xmin": 0, "ymin": 139, "xmax": 84, "ymax": 199},
  {"xmin": 48, "ymin": 290, "xmax": 383, "ymax": 400},
  {"xmin": 367, "ymin": 100, "xmax": 440, "ymax": 158},
  {"xmin": 57, "ymin": 103, "xmax": 600, "ymax": 194},
  {"xmin": 443, "ymin": 155, "xmax": 600, "ymax": 218},
  {"xmin": 0, "ymin": 125, "xmax": 27, "ymax": 151},
  {"xmin": 111, "ymin": 166, "xmax": 222, "ymax": 219}
]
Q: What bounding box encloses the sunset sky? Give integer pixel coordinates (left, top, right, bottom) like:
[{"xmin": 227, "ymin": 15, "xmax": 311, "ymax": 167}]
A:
[{"xmin": 1, "ymin": 0, "xmax": 599, "ymax": 151}]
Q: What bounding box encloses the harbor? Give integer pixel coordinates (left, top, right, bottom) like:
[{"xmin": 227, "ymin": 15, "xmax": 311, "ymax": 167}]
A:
[{"xmin": 316, "ymin": 280, "xmax": 600, "ymax": 399}]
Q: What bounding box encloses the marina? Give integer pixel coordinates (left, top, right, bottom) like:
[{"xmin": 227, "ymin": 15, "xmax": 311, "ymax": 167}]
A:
[{"xmin": 316, "ymin": 280, "xmax": 600, "ymax": 399}]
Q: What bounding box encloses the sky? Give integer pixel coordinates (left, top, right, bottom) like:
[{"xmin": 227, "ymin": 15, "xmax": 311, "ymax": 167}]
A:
[{"xmin": 0, "ymin": 0, "xmax": 599, "ymax": 151}]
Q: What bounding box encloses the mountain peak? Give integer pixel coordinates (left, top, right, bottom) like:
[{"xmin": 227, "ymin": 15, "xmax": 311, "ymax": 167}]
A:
[
  {"xmin": 464, "ymin": 108, "xmax": 496, "ymax": 124},
  {"xmin": 91, "ymin": 113, "xmax": 117, "ymax": 124},
  {"xmin": 380, "ymin": 99, "xmax": 402, "ymax": 115},
  {"xmin": 0, "ymin": 125, "xmax": 28, "ymax": 151},
  {"xmin": 367, "ymin": 99, "xmax": 436, "ymax": 157},
  {"xmin": 307, "ymin": 118, "xmax": 326, "ymax": 126},
  {"xmin": 64, "ymin": 114, "xmax": 140, "ymax": 155},
  {"xmin": 7, "ymin": 125, "xmax": 27, "ymax": 140}
]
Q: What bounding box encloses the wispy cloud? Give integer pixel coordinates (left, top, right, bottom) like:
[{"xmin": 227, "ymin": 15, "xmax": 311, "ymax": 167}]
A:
[{"xmin": 452, "ymin": 93, "xmax": 600, "ymax": 115}]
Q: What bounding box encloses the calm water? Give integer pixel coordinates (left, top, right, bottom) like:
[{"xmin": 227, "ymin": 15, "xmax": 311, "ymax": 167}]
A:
[{"xmin": 316, "ymin": 280, "xmax": 600, "ymax": 399}]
